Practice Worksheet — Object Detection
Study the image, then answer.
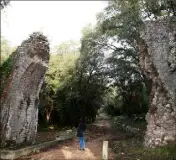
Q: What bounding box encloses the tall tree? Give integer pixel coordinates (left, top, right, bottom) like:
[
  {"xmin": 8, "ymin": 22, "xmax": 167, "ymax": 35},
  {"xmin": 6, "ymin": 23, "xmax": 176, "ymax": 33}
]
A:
[
  {"xmin": 56, "ymin": 40, "xmax": 80, "ymax": 55},
  {"xmin": 54, "ymin": 25, "xmax": 109, "ymax": 126},
  {"xmin": 95, "ymin": 0, "xmax": 149, "ymax": 116},
  {"xmin": 39, "ymin": 49, "xmax": 79, "ymax": 126},
  {"xmin": 99, "ymin": 0, "xmax": 176, "ymax": 148}
]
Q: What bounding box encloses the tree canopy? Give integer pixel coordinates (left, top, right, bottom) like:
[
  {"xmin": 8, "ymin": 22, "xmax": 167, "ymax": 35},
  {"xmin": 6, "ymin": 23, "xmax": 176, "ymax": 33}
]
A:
[{"xmin": 2, "ymin": 0, "xmax": 174, "ymax": 128}]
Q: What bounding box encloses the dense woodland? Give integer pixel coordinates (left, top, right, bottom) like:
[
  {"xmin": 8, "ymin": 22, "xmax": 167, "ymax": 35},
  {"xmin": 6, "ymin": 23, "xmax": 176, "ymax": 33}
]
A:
[
  {"xmin": 1, "ymin": 0, "xmax": 176, "ymax": 128},
  {"xmin": 1, "ymin": 1, "xmax": 176, "ymax": 159}
]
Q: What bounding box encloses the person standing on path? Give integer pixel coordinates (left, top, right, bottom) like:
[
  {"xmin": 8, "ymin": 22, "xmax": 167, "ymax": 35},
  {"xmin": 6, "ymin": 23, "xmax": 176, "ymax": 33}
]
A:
[{"xmin": 77, "ymin": 118, "xmax": 86, "ymax": 151}]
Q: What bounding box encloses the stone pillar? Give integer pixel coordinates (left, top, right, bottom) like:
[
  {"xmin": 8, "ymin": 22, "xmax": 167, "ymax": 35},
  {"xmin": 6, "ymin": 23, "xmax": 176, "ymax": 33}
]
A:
[
  {"xmin": 139, "ymin": 19, "xmax": 176, "ymax": 147},
  {"xmin": 0, "ymin": 32, "xmax": 50, "ymax": 147}
]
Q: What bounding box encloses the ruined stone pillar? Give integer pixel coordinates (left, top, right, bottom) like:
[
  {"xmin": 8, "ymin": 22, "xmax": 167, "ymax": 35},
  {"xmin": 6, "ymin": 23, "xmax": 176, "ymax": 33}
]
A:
[
  {"xmin": 139, "ymin": 18, "xmax": 176, "ymax": 147},
  {"xmin": 0, "ymin": 32, "xmax": 50, "ymax": 147}
]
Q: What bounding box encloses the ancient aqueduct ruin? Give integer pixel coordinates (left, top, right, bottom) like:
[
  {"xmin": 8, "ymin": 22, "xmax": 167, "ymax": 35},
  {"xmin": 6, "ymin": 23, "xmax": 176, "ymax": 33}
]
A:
[{"xmin": 0, "ymin": 18, "xmax": 176, "ymax": 148}]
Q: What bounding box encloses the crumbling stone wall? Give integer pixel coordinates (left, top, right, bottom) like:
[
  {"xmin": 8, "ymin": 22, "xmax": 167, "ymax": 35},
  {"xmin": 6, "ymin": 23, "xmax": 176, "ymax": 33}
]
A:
[
  {"xmin": 139, "ymin": 18, "xmax": 176, "ymax": 148},
  {"xmin": 0, "ymin": 32, "xmax": 50, "ymax": 147}
]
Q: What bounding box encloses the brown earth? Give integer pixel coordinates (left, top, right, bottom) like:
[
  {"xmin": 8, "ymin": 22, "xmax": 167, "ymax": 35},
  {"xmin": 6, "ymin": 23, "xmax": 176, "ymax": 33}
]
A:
[{"xmin": 16, "ymin": 119, "xmax": 132, "ymax": 160}]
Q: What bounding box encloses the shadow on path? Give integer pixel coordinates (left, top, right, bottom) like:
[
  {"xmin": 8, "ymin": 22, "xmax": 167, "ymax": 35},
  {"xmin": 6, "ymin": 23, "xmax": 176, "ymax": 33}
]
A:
[{"xmin": 17, "ymin": 118, "xmax": 131, "ymax": 160}]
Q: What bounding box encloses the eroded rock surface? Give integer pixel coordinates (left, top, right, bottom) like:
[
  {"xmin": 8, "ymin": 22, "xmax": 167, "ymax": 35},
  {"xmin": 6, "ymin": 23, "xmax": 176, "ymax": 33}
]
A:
[
  {"xmin": 0, "ymin": 32, "xmax": 50, "ymax": 147},
  {"xmin": 139, "ymin": 18, "xmax": 176, "ymax": 147}
]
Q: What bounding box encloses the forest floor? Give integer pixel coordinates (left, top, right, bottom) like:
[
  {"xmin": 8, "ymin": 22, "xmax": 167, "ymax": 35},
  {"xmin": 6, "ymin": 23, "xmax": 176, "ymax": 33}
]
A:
[
  {"xmin": 15, "ymin": 114, "xmax": 176, "ymax": 160},
  {"xmin": 16, "ymin": 116, "xmax": 132, "ymax": 160},
  {"xmin": 110, "ymin": 118, "xmax": 176, "ymax": 160},
  {"xmin": 111, "ymin": 137, "xmax": 176, "ymax": 160}
]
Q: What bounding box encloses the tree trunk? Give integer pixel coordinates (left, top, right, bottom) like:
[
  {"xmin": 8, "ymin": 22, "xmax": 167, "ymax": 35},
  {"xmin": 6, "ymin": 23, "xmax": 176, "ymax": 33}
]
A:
[
  {"xmin": 0, "ymin": 32, "xmax": 50, "ymax": 147},
  {"xmin": 46, "ymin": 105, "xmax": 53, "ymax": 124},
  {"xmin": 139, "ymin": 18, "xmax": 176, "ymax": 147}
]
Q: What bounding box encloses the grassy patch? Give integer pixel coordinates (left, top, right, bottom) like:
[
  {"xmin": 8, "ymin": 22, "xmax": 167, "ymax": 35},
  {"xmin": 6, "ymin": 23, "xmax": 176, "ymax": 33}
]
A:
[
  {"xmin": 112, "ymin": 115, "xmax": 147, "ymax": 136},
  {"xmin": 111, "ymin": 117, "xmax": 176, "ymax": 160},
  {"xmin": 112, "ymin": 138, "xmax": 176, "ymax": 160}
]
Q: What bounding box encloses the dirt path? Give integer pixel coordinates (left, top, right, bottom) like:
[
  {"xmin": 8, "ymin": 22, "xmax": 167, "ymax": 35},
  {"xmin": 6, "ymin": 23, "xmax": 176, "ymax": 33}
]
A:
[{"xmin": 17, "ymin": 119, "xmax": 129, "ymax": 160}]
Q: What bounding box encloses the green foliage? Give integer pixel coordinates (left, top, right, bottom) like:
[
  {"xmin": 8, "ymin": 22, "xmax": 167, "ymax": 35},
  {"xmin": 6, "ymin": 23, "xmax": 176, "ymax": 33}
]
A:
[
  {"xmin": 38, "ymin": 49, "xmax": 79, "ymax": 126},
  {"xmin": 0, "ymin": 50, "xmax": 15, "ymax": 97},
  {"xmin": 55, "ymin": 40, "xmax": 80, "ymax": 55},
  {"xmin": 104, "ymin": 83, "xmax": 149, "ymax": 117},
  {"xmin": 54, "ymin": 27, "xmax": 108, "ymax": 126},
  {"xmin": 103, "ymin": 87, "xmax": 122, "ymax": 116},
  {"xmin": 45, "ymin": 53, "xmax": 78, "ymax": 90},
  {"xmin": 98, "ymin": 0, "xmax": 143, "ymax": 48},
  {"xmin": 0, "ymin": 36, "xmax": 16, "ymax": 100},
  {"xmin": 54, "ymin": 81, "xmax": 83, "ymax": 126},
  {"xmin": 38, "ymin": 0, "xmax": 174, "ymax": 128},
  {"xmin": 112, "ymin": 116, "xmax": 175, "ymax": 159},
  {"xmin": 142, "ymin": 0, "xmax": 176, "ymax": 18},
  {"xmin": 94, "ymin": 0, "xmax": 156, "ymax": 117},
  {"xmin": 38, "ymin": 81, "xmax": 55, "ymax": 127},
  {"xmin": 112, "ymin": 138, "xmax": 176, "ymax": 160},
  {"xmin": 1, "ymin": 36, "xmax": 14, "ymax": 64}
]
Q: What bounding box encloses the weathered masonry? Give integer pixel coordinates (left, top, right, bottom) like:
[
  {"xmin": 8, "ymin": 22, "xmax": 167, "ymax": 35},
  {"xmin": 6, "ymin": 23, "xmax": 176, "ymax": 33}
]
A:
[
  {"xmin": 139, "ymin": 18, "xmax": 176, "ymax": 147},
  {"xmin": 0, "ymin": 32, "xmax": 50, "ymax": 147}
]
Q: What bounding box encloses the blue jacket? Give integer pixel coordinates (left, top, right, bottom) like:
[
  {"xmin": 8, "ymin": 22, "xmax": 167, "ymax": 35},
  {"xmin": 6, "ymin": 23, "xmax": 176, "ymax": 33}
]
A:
[{"xmin": 77, "ymin": 123, "xmax": 86, "ymax": 137}]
